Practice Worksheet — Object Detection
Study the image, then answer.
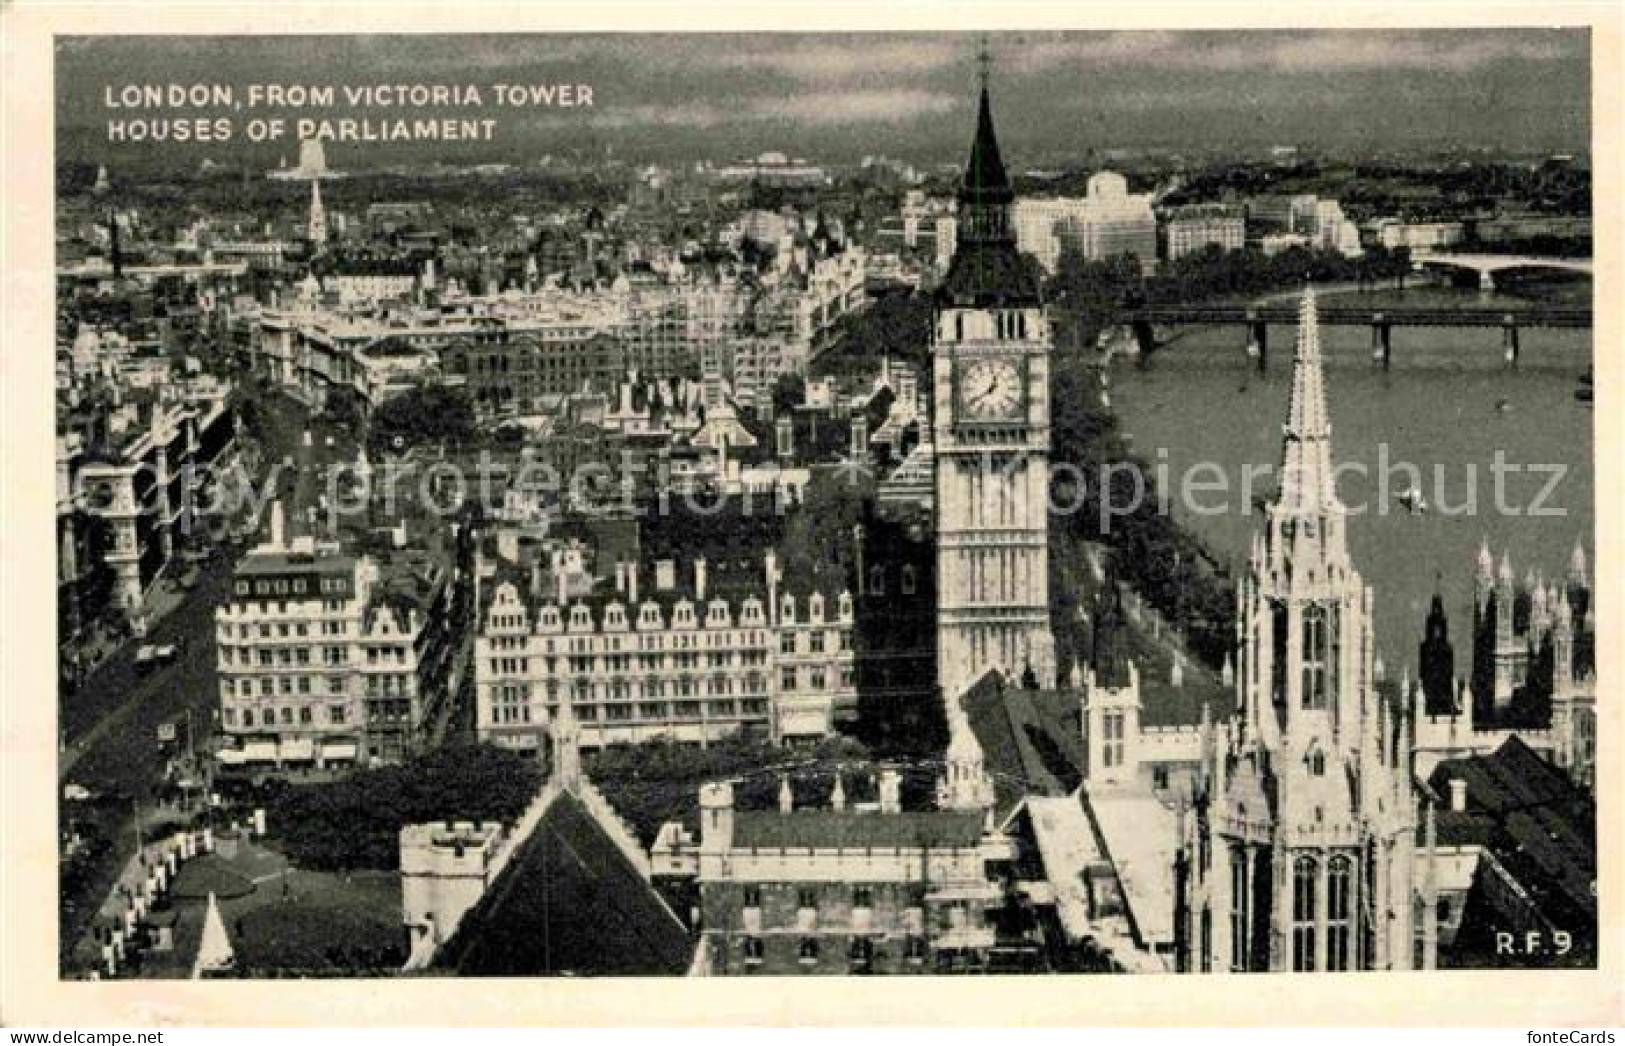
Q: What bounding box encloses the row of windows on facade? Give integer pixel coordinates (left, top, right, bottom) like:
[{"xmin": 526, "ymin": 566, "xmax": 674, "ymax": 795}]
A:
[
  {"xmin": 221, "ymin": 620, "xmax": 366, "ymax": 640},
  {"xmin": 484, "ymin": 632, "xmax": 779, "ymax": 658},
  {"xmin": 487, "ymin": 698, "xmax": 770, "ymax": 725},
  {"xmin": 220, "ymin": 644, "xmax": 412, "ymax": 667},
  {"xmin": 1259, "ymin": 602, "xmax": 1343, "ymax": 711},
  {"xmin": 736, "ymin": 936, "xmax": 928, "ymax": 966},
  {"xmin": 745, "ymin": 885, "xmax": 904, "ymax": 909},
  {"xmin": 226, "ymin": 698, "xmax": 412, "ymax": 728},
  {"xmin": 221, "ymin": 672, "xmax": 414, "ymax": 698},
  {"xmin": 223, "ymin": 703, "xmax": 348, "ymax": 727},
  {"xmin": 949, "ymin": 310, "xmax": 1032, "ymax": 342},
  {"xmin": 485, "ymin": 664, "xmax": 853, "ymax": 698},
  {"xmin": 484, "ymin": 630, "xmax": 849, "ymax": 664},
  {"xmin": 486, "ymin": 592, "xmax": 862, "ymax": 633},
  {"xmin": 1195, "ymin": 852, "xmax": 1358, "ymax": 974},
  {"xmin": 231, "ymin": 576, "xmax": 351, "ymax": 599},
  {"xmin": 460, "ymin": 347, "xmax": 615, "ymax": 374},
  {"xmin": 223, "ymin": 597, "xmax": 357, "ymax": 616}
]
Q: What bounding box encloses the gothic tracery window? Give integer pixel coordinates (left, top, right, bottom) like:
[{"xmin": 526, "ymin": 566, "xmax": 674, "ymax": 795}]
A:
[
  {"xmin": 1229, "ymin": 847, "xmax": 1250, "ymax": 972},
  {"xmin": 1327, "ymin": 856, "xmax": 1354, "ymax": 971},
  {"xmin": 1292, "ymin": 855, "xmax": 1318, "ymax": 972},
  {"xmin": 1301, "ymin": 603, "xmax": 1339, "ymax": 709}
]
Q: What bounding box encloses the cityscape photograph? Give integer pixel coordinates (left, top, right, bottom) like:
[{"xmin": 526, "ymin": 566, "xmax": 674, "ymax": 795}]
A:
[{"xmin": 43, "ymin": 28, "xmax": 1597, "ymax": 986}]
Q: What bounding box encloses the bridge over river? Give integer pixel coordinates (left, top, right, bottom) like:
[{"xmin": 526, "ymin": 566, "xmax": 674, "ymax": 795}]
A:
[{"xmin": 1127, "ymin": 297, "xmax": 1590, "ymax": 371}]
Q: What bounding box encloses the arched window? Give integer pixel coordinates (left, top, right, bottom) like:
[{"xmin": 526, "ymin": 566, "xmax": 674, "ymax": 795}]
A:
[
  {"xmin": 901, "ymin": 565, "xmax": 918, "ymax": 595},
  {"xmin": 1308, "ymin": 748, "xmax": 1326, "ymax": 776},
  {"xmin": 869, "ymin": 565, "xmax": 885, "ymax": 596},
  {"xmin": 1292, "ymin": 855, "xmax": 1318, "ymax": 971},
  {"xmin": 1301, "ymin": 603, "xmax": 1337, "ymax": 709},
  {"xmin": 1229, "ymin": 847, "xmax": 1251, "ymax": 972},
  {"xmin": 1327, "ymin": 856, "xmax": 1354, "ymax": 971}
]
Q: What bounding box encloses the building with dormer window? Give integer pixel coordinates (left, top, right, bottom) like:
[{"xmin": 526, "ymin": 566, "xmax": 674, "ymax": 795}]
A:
[
  {"xmin": 213, "ymin": 501, "xmax": 454, "ymax": 768},
  {"xmin": 474, "ymin": 548, "xmax": 856, "ymax": 752}
]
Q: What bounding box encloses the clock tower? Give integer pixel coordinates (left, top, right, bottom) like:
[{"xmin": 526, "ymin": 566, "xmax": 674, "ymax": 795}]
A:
[{"xmin": 933, "ymin": 59, "xmax": 1054, "ymax": 699}]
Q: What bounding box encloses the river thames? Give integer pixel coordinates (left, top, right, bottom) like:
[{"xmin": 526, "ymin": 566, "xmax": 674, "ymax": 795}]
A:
[{"xmin": 1111, "ymin": 285, "xmax": 1593, "ymax": 669}]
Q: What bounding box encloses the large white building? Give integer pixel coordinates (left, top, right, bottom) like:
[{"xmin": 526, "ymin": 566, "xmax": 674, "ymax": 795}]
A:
[
  {"xmin": 1161, "ymin": 206, "xmax": 1247, "ymax": 261},
  {"xmin": 1012, "ymin": 172, "xmax": 1158, "ymax": 273},
  {"xmin": 214, "ymin": 504, "xmax": 455, "ymax": 767},
  {"xmin": 474, "ymin": 550, "xmax": 856, "ymax": 753}
]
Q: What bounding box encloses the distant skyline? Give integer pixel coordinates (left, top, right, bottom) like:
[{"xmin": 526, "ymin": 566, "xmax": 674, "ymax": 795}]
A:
[{"xmin": 57, "ymin": 30, "xmax": 1592, "ymax": 171}]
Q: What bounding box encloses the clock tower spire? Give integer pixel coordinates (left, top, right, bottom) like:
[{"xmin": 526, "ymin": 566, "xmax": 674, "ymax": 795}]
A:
[{"xmin": 933, "ymin": 45, "xmax": 1054, "ymax": 700}]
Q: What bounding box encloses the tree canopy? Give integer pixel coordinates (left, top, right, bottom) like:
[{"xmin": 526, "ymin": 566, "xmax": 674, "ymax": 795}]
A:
[
  {"xmin": 366, "ymin": 382, "xmax": 476, "ymax": 456},
  {"xmin": 266, "ymin": 743, "xmax": 543, "ymax": 871}
]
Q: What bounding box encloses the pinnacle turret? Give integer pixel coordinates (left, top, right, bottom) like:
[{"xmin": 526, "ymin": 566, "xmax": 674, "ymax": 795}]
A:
[
  {"xmin": 1277, "ymin": 286, "xmax": 1338, "ymax": 516},
  {"xmin": 307, "ymin": 180, "xmax": 328, "ymax": 246},
  {"xmin": 1569, "ymin": 540, "xmax": 1588, "ymax": 585}
]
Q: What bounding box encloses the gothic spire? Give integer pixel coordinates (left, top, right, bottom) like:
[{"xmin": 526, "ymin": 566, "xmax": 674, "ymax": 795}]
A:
[
  {"xmin": 1278, "ymin": 286, "xmax": 1337, "ymax": 514},
  {"xmin": 956, "ymin": 39, "xmax": 1014, "ymax": 249},
  {"xmin": 1425, "ymin": 591, "xmax": 1449, "ymax": 641},
  {"xmin": 962, "ymin": 84, "xmax": 1013, "ymax": 211},
  {"xmin": 939, "ymin": 39, "xmax": 1038, "ymax": 307},
  {"xmin": 307, "ymin": 180, "xmax": 328, "ymax": 246}
]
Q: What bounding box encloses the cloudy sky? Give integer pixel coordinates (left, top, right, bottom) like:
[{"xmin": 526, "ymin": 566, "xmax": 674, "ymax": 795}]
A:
[{"xmin": 57, "ymin": 30, "xmax": 1591, "ymax": 168}]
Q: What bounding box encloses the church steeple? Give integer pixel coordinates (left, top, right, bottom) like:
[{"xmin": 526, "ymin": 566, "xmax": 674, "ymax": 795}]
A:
[{"xmin": 307, "ymin": 180, "xmax": 328, "ymax": 247}]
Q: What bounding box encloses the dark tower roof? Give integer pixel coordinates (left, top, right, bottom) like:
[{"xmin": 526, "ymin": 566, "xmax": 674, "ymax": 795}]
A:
[
  {"xmin": 962, "ymin": 87, "xmax": 1014, "ymax": 209},
  {"xmin": 1425, "ymin": 592, "xmax": 1450, "ymax": 642},
  {"xmin": 938, "ymin": 67, "xmax": 1040, "ymax": 309}
]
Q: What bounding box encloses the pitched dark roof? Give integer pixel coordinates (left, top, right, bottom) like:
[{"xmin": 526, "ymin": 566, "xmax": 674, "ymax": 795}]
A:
[
  {"xmin": 732, "ymin": 809, "xmax": 984, "ymax": 851},
  {"xmin": 938, "ymin": 243, "xmax": 1043, "ymax": 308},
  {"xmin": 1427, "ymin": 736, "xmax": 1595, "ymax": 920},
  {"xmin": 437, "ymin": 792, "xmax": 691, "ymax": 976}
]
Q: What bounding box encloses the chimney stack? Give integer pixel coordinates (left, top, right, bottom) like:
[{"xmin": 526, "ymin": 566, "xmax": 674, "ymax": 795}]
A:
[
  {"xmin": 699, "ymin": 781, "xmax": 735, "ymax": 854},
  {"xmin": 626, "ymin": 561, "xmax": 639, "ymax": 606},
  {"xmin": 778, "ymin": 776, "xmax": 793, "ymax": 813},
  {"xmin": 695, "ymin": 556, "xmax": 708, "ymax": 603},
  {"xmin": 879, "ymin": 770, "xmax": 902, "ymax": 814},
  {"xmin": 776, "ymin": 417, "xmax": 794, "ymax": 461},
  {"xmin": 1448, "ymin": 779, "xmax": 1467, "ymax": 813},
  {"xmin": 269, "ymin": 500, "xmax": 286, "ymax": 549},
  {"xmin": 830, "ymin": 775, "xmax": 846, "ymax": 812}
]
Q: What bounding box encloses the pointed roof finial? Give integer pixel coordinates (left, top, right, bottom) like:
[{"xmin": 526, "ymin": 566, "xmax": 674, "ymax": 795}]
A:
[
  {"xmin": 1277, "ymin": 284, "xmax": 1336, "ymax": 513},
  {"xmin": 976, "ymin": 34, "xmax": 993, "ymax": 92},
  {"xmin": 1570, "ymin": 539, "xmax": 1587, "ymax": 582}
]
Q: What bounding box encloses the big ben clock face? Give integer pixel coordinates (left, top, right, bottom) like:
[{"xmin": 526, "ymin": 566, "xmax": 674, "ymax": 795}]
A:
[{"xmin": 959, "ymin": 359, "xmax": 1023, "ymax": 419}]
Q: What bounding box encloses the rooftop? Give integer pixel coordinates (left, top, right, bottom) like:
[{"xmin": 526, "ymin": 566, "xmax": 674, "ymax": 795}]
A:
[
  {"xmin": 435, "ymin": 793, "xmax": 691, "ymax": 976},
  {"xmin": 731, "ymin": 809, "xmax": 984, "ymax": 852}
]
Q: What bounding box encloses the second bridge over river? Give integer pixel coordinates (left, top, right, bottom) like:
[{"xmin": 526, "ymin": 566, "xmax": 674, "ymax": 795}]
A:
[{"xmin": 1125, "ymin": 300, "xmax": 1592, "ymax": 371}]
